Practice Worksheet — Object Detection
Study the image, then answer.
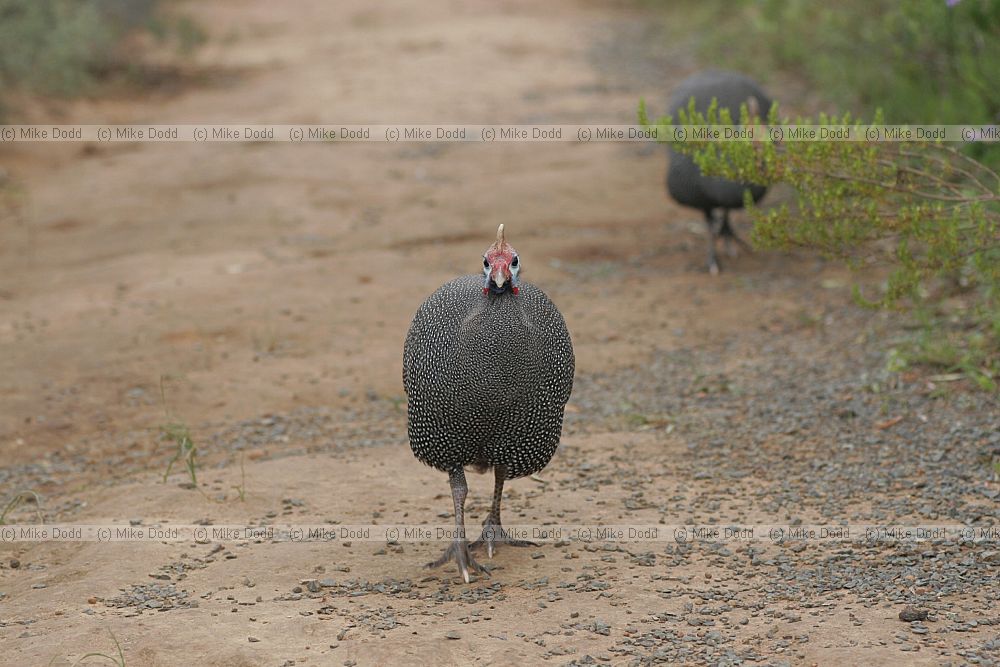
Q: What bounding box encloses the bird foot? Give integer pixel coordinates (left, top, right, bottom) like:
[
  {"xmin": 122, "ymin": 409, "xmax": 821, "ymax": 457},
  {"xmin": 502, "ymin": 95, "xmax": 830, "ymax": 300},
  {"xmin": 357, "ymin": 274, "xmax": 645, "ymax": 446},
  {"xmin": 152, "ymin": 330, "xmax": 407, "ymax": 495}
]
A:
[
  {"xmin": 471, "ymin": 517, "xmax": 538, "ymax": 559},
  {"xmin": 427, "ymin": 537, "xmax": 488, "ymax": 584}
]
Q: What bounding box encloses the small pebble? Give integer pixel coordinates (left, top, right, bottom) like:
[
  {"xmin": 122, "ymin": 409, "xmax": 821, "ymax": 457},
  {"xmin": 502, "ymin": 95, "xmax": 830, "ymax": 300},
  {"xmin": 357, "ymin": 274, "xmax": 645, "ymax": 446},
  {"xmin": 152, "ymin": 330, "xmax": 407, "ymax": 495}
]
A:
[{"xmin": 445, "ymin": 631, "xmax": 461, "ymax": 640}]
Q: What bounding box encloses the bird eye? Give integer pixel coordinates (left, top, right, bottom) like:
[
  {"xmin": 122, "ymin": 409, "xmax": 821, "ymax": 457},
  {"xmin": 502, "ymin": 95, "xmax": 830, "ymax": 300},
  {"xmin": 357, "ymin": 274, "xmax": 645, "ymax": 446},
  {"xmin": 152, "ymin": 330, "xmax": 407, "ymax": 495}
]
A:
[
  {"xmin": 483, "ymin": 257, "xmax": 490, "ymax": 268},
  {"xmin": 511, "ymin": 255, "xmax": 519, "ymax": 268}
]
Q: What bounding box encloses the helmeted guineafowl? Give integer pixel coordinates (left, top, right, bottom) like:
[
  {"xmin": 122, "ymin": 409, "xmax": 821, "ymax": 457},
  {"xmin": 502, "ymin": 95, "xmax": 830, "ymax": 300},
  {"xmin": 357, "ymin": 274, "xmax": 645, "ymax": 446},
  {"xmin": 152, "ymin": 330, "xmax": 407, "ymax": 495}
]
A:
[
  {"xmin": 666, "ymin": 70, "xmax": 772, "ymax": 274},
  {"xmin": 403, "ymin": 225, "xmax": 575, "ymax": 582}
]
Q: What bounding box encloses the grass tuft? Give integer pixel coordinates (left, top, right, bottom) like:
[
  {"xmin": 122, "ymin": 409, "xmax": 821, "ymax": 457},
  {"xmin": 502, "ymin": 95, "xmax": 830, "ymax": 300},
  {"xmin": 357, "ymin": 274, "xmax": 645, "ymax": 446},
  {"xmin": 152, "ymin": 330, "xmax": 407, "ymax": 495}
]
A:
[
  {"xmin": 47, "ymin": 627, "xmax": 126, "ymax": 666},
  {"xmin": 158, "ymin": 375, "xmax": 199, "ymax": 487},
  {"xmin": 0, "ymin": 489, "xmax": 43, "ymax": 525},
  {"xmin": 231, "ymin": 450, "xmax": 246, "ymax": 502}
]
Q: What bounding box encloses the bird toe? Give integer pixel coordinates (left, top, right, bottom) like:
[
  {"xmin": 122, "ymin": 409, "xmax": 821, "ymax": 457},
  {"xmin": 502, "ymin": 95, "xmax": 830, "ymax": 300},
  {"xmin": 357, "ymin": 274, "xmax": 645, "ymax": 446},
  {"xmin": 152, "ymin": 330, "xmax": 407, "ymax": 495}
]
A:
[{"xmin": 427, "ymin": 538, "xmax": 488, "ymax": 583}]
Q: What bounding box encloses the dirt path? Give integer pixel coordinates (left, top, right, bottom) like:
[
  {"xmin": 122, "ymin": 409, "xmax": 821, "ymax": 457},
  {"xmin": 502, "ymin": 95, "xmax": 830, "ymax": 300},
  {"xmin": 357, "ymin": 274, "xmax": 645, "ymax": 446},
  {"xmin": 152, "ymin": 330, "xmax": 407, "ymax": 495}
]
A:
[{"xmin": 1, "ymin": 1, "xmax": 997, "ymax": 666}]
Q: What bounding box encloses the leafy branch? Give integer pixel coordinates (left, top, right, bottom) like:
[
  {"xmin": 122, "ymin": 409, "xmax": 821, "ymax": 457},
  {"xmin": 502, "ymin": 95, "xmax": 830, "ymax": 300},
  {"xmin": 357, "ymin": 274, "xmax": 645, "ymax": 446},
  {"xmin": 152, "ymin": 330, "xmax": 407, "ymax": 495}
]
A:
[{"xmin": 639, "ymin": 99, "xmax": 1000, "ymax": 387}]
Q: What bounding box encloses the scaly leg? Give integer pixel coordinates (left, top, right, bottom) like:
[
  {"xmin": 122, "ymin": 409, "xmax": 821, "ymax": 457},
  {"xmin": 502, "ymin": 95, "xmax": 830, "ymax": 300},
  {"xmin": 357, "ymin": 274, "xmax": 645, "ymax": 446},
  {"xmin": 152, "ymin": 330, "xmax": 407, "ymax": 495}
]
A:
[
  {"xmin": 427, "ymin": 468, "xmax": 487, "ymax": 583},
  {"xmin": 471, "ymin": 465, "xmax": 537, "ymax": 558}
]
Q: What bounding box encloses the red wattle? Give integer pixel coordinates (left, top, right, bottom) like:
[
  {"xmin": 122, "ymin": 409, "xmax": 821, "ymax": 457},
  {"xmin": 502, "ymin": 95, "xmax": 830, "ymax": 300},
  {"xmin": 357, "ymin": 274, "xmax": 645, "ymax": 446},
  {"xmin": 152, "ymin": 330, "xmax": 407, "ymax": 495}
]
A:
[{"xmin": 512, "ymin": 287, "xmax": 519, "ymax": 295}]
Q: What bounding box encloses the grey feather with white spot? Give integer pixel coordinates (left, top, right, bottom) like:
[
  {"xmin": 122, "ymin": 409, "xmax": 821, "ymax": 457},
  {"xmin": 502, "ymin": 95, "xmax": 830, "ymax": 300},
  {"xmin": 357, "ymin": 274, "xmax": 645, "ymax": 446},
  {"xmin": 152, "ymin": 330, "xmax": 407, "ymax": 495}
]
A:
[{"xmin": 403, "ymin": 275, "xmax": 575, "ymax": 480}]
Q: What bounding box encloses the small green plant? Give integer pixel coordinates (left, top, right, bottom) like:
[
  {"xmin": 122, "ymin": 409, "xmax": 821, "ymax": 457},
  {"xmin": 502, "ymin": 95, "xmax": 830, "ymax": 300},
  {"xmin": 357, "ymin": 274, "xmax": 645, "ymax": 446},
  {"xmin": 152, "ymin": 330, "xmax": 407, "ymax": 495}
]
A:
[
  {"xmin": 48, "ymin": 627, "xmax": 126, "ymax": 666},
  {"xmin": 158, "ymin": 376, "xmax": 199, "ymax": 487},
  {"xmin": 0, "ymin": 489, "xmax": 43, "ymax": 525},
  {"xmin": 639, "ymin": 98, "xmax": 1000, "ymax": 389},
  {"xmin": 160, "ymin": 421, "xmax": 198, "ymax": 486},
  {"xmin": 893, "ymin": 318, "xmax": 998, "ymax": 391},
  {"xmin": 231, "ymin": 450, "xmax": 246, "ymax": 502}
]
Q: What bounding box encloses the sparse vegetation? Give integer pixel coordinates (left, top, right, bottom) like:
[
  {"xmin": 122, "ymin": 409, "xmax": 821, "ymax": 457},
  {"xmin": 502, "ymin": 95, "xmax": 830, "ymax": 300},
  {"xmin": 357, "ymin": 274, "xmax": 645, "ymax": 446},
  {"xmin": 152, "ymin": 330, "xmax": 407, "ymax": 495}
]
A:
[
  {"xmin": 658, "ymin": 0, "xmax": 1000, "ymax": 167},
  {"xmin": 639, "ymin": 98, "xmax": 1000, "ymax": 389},
  {"xmin": 0, "ymin": 0, "xmax": 115, "ymax": 98},
  {"xmin": 644, "ymin": 0, "xmax": 1000, "ymax": 387},
  {"xmin": 160, "ymin": 420, "xmax": 199, "ymax": 486},
  {"xmin": 231, "ymin": 450, "xmax": 247, "ymax": 502},
  {"xmin": 0, "ymin": 489, "xmax": 43, "ymax": 525},
  {"xmin": 0, "ymin": 0, "xmax": 203, "ymax": 112},
  {"xmin": 889, "ymin": 311, "xmax": 999, "ymax": 391},
  {"xmin": 48, "ymin": 627, "xmax": 126, "ymax": 667},
  {"xmin": 158, "ymin": 376, "xmax": 199, "ymax": 487}
]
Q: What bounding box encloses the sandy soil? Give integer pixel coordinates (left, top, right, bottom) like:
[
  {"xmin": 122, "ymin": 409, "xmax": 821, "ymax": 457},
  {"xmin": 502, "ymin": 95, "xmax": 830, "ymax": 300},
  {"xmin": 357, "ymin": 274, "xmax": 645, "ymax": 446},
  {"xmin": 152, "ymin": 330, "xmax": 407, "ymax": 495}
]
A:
[{"xmin": 1, "ymin": 1, "xmax": 997, "ymax": 666}]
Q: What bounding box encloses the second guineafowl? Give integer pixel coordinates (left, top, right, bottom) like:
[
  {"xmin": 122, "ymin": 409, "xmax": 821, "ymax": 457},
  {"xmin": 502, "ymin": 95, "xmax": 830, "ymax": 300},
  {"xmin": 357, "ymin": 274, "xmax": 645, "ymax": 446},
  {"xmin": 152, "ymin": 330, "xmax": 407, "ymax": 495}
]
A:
[
  {"xmin": 403, "ymin": 225, "xmax": 575, "ymax": 582},
  {"xmin": 666, "ymin": 70, "xmax": 772, "ymax": 274}
]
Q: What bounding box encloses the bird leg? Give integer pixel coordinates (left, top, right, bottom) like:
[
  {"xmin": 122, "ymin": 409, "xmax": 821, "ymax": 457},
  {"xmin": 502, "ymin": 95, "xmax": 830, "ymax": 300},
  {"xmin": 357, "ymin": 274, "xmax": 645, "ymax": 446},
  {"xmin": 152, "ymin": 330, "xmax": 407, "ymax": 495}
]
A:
[
  {"xmin": 471, "ymin": 465, "xmax": 538, "ymax": 558},
  {"xmin": 704, "ymin": 209, "xmax": 723, "ymax": 275},
  {"xmin": 427, "ymin": 468, "xmax": 487, "ymax": 583},
  {"xmin": 719, "ymin": 210, "xmax": 753, "ymax": 258}
]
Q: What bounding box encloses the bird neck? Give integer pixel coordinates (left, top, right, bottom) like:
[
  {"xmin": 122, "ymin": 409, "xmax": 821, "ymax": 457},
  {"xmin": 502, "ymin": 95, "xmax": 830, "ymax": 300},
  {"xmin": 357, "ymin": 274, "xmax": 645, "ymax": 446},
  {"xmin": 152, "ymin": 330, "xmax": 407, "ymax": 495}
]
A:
[{"xmin": 485, "ymin": 283, "xmax": 518, "ymax": 297}]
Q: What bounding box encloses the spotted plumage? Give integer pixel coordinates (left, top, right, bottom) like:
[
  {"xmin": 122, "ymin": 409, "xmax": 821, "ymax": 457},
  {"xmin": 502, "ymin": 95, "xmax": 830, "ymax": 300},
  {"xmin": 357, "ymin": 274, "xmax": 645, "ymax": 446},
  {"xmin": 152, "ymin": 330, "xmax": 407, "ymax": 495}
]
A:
[{"xmin": 403, "ymin": 225, "xmax": 575, "ymax": 581}]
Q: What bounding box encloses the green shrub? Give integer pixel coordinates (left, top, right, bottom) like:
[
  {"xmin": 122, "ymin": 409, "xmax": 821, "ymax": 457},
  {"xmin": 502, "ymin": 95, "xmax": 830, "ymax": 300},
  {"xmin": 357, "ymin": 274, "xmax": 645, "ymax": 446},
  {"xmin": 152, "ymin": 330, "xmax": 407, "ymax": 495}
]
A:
[
  {"xmin": 643, "ymin": 0, "xmax": 1000, "ymax": 388},
  {"xmin": 0, "ymin": 0, "xmax": 202, "ymax": 102},
  {"xmin": 0, "ymin": 1, "xmax": 117, "ymax": 96},
  {"xmin": 659, "ymin": 0, "xmax": 1000, "ymax": 167},
  {"xmin": 638, "ymin": 99, "xmax": 1000, "ymax": 388}
]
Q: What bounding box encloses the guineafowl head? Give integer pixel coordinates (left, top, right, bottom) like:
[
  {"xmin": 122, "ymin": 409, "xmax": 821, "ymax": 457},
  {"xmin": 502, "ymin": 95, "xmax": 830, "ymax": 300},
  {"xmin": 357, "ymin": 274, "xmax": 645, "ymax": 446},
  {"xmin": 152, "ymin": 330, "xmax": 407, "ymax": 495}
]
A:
[{"xmin": 482, "ymin": 224, "xmax": 520, "ymax": 295}]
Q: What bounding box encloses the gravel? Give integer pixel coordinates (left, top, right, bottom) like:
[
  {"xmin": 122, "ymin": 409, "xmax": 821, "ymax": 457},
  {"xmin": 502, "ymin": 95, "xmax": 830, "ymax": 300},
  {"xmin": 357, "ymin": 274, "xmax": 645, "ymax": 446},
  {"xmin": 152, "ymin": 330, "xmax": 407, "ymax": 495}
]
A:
[
  {"xmin": 4, "ymin": 265, "xmax": 997, "ymax": 665},
  {"xmin": 105, "ymin": 582, "xmax": 196, "ymax": 613},
  {"xmin": 546, "ymin": 298, "xmax": 997, "ymax": 664}
]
